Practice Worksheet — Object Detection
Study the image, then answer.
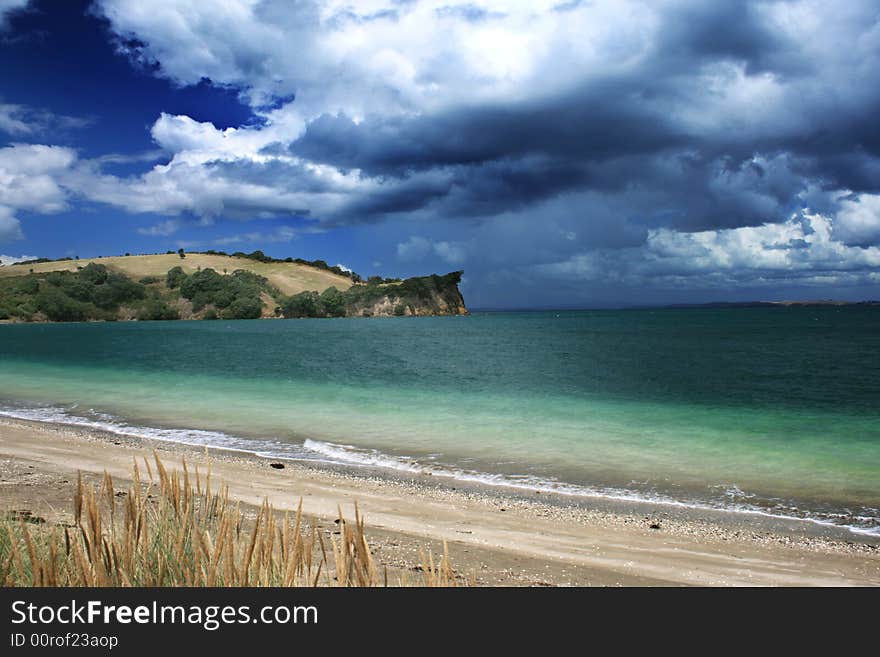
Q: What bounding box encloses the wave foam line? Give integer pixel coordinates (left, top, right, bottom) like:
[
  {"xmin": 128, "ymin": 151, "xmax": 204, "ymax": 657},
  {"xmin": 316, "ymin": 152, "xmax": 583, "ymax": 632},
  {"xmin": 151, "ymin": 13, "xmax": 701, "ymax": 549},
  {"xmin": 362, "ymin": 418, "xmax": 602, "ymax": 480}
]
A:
[
  {"xmin": 0, "ymin": 405, "xmax": 324, "ymax": 464},
  {"xmin": 1, "ymin": 404, "xmax": 877, "ymax": 537},
  {"xmin": 302, "ymin": 438, "xmax": 880, "ymax": 537}
]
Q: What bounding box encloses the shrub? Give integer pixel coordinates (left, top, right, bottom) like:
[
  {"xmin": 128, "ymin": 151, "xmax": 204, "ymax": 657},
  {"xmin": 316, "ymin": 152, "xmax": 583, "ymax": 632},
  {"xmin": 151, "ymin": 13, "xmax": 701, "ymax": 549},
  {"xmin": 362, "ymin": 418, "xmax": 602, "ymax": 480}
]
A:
[
  {"xmin": 165, "ymin": 266, "xmax": 187, "ymax": 289},
  {"xmin": 64, "ymin": 280, "xmax": 94, "ymax": 302},
  {"xmin": 5, "ymin": 263, "xmax": 155, "ymax": 321},
  {"xmin": 246, "ymin": 249, "xmax": 271, "ymax": 263},
  {"xmin": 176, "ymin": 267, "xmax": 271, "ymax": 317},
  {"xmin": 320, "ymin": 286, "xmax": 346, "ymax": 317},
  {"xmin": 179, "ymin": 268, "xmax": 226, "ymax": 299},
  {"xmin": 45, "ymin": 271, "xmax": 66, "ymax": 287},
  {"xmin": 34, "ymin": 287, "xmax": 91, "ymax": 322},
  {"xmin": 222, "ymin": 296, "xmax": 263, "ymax": 319},
  {"xmin": 137, "ymin": 298, "xmax": 179, "ymax": 321},
  {"xmin": 14, "ymin": 277, "xmax": 39, "ymax": 295},
  {"xmin": 211, "ymin": 288, "xmax": 235, "ymax": 308},
  {"xmin": 79, "ymin": 263, "xmax": 109, "ymax": 285},
  {"xmin": 281, "ymin": 291, "xmax": 320, "ymax": 318},
  {"xmin": 92, "ymin": 273, "xmax": 145, "ymax": 309}
]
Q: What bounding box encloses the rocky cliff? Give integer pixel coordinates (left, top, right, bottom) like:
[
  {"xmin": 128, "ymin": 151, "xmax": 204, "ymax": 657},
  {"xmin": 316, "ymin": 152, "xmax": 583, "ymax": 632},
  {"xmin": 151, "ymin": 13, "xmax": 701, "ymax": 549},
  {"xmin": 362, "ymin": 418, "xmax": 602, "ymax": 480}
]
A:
[
  {"xmin": 347, "ymin": 272, "xmax": 468, "ymax": 317},
  {"xmin": 280, "ymin": 271, "xmax": 468, "ymax": 318}
]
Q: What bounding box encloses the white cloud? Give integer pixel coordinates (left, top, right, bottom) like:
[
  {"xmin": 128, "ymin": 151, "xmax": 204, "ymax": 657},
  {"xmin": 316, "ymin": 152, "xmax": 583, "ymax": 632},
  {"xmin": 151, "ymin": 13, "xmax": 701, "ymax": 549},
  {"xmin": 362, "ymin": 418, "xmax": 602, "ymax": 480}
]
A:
[
  {"xmin": 432, "ymin": 240, "xmax": 467, "ymax": 265},
  {"xmin": 0, "ymin": 252, "xmax": 37, "ymax": 266},
  {"xmin": 833, "ymin": 194, "xmax": 880, "ymax": 246},
  {"xmin": 0, "ymin": 144, "xmax": 77, "ymax": 242},
  {"xmin": 397, "ymin": 236, "xmax": 431, "ymax": 260},
  {"xmin": 0, "ymin": 104, "xmax": 32, "ymax": 135},
  {"xmin": 0, "ymin": 206, "xmax": 23, "ymax": 242},
  {"xmin": 93, "ymin": 1, "xmax": 879, "ymax": 137},
  {"xmin": 56, "ymin": 107, "xmax": 385, "ymax": 223},
  {"xmin": 536, "ymin": 212, "xmax": 880, "ymax": 289},
  {"xmin": 0, "ymin": 0, "xmax": 875, "ymax": 300},
  {"xmin": 0, "ymin": 0, "xmax": 27, "ymax": 11},
  {"xmin": 54, "ymin": 0, "xmax": 876, "ymax": 276},
  {"xmin": 178, "ymin": 225, "xmax": 300, "ymax": 249},
  {"xmin": 96, "ymin": 149, "xmax": 164, "ymax": 165},
  {"xmin": 0, "ymin": 0, "xmax": 28, "ymax": 28},
  {"xmin": 68, "ymin": 157, "xmax": 352, "ymax": 220},
  {"xmin": 397, "ymin": 235, "xmax": 467, "ymax": 265},
  {"xmin": 149, "ymin": 112, "xmax": 295, "ymax": 162},
  {"xmin": 0, "ymin": 103, "xmax": 91, "ymax": 136},
  {"xmin": 137, "ymin": 219, "xmax": 180, "ymax": 236},
  {"xmin": 97, "ymin": 0, "xmax": 629, "ymax": 116}
]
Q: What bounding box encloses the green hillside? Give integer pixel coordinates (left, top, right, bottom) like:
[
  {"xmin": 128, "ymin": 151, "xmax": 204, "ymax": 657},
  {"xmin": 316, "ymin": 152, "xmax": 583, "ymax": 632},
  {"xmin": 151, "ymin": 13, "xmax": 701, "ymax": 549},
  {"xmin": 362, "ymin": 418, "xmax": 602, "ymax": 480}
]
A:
[{"xmin": 0, "ymin": 252, "xmax": 467, "ymax": 322}]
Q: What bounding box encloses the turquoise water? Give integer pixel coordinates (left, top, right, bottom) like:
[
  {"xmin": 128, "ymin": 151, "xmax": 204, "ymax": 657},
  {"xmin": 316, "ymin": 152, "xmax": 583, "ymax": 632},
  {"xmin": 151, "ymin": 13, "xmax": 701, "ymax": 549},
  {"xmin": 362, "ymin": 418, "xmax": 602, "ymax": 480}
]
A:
[{"xmin": 1, "ymin": 308, "xmax": 878, "ymax": 533}]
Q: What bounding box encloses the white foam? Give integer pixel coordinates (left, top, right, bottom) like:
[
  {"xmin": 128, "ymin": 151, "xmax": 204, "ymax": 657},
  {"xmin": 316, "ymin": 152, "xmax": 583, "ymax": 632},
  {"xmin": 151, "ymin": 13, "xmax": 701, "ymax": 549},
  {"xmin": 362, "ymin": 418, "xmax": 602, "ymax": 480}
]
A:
[
  {"xmin": 301, "ymin": 439, "xmax": 880, "ymax": 537},
  {"xmin": 303, "ymin": 438, "xmax": 425, "ymax": 473},
  {"xmin": 2, "ymin": 404, "xmax": 877, "ymax": 537},
  {"xmin": 0, "ymin": 404, "xmax": 324, "ymax": 464}
]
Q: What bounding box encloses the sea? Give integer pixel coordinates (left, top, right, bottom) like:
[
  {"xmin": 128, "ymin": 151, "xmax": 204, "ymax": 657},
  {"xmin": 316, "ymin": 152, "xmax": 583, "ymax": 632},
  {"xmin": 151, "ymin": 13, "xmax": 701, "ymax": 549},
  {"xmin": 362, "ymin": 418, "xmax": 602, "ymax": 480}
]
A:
[{"xmin": 1, "ymin": 307, "xmax": 878, "ymax": 535}]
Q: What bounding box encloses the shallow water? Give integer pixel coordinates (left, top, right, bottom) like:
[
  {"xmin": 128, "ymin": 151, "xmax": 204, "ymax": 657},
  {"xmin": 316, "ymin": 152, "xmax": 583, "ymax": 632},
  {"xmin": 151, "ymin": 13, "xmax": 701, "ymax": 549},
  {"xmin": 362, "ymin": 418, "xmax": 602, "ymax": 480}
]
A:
[{"xmin": 1, "ymin": 307, "xmax": 878, "ymax": 533}]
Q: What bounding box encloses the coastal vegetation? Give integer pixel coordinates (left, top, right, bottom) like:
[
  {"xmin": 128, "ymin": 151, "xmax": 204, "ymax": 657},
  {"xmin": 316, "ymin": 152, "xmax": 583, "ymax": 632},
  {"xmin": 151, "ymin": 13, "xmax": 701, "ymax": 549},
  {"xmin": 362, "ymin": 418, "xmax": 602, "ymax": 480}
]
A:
[
  {"xmin": 0, "ymin": 263, "xmax": 176, "ymax": 322},
  {"xmin": 0, "ymin": 254, "xmax": 467, "ymax": 322},
  {"xmin": 177, "ymin": 268, "xmax": 277, "ymax": 319},
  {"xmin": 282, "ymin": 271, "xmax": 465, "ymax": 318},
  {"xmin": 200, "ymin": 249, "xmax": 363, "ymax": 283},
  {"xmin": 0, "ymin": 455, "xmax": 458, "ymax": 587}
]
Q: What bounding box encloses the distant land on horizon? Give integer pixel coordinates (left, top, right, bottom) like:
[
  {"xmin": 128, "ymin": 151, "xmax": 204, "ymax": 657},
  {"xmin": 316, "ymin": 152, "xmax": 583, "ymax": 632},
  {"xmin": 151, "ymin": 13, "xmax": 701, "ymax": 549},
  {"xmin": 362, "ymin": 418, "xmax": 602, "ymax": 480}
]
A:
[
  {"xmin": 662, "ymin": 300, "xmax": 880, "ymax": 308},
  {"xmin": 469, "ymin": 300, "xmax": 880, "ymax": 312}
]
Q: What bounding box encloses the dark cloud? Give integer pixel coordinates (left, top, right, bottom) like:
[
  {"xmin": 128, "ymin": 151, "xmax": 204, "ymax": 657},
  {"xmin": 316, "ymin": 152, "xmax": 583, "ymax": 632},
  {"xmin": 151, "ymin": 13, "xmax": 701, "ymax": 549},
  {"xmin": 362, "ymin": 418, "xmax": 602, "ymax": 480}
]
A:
[
  {"xmin": 29, "ymin": 0, "xmax": 877, "ymax": 305},
  {"xmin": 282, "ymin": 0, "xmax": 880, "ymax": 239},
  {"xmin": 657, "ymin": 1, "xmax": 788, "ymax": 74},
  {"xmin": 290, "ymin": 82, "xmax": 686, "ymax": 176}
]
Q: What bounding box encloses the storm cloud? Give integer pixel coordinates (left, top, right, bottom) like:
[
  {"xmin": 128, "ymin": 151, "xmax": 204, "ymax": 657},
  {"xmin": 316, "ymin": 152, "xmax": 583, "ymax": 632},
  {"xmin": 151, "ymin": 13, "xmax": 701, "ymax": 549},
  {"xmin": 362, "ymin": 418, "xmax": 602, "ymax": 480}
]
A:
[{"xmin": 3, "ymin": 0, "xmax": 880, "ymax": 305}]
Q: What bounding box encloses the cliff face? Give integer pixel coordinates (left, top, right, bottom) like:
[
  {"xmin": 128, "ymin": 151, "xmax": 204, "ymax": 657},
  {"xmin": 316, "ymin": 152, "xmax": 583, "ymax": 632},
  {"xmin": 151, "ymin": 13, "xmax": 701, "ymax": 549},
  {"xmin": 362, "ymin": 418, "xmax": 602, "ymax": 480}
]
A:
[{"xmin": 349, "ymin": 272, "xmax": 468, "ymax": 317}]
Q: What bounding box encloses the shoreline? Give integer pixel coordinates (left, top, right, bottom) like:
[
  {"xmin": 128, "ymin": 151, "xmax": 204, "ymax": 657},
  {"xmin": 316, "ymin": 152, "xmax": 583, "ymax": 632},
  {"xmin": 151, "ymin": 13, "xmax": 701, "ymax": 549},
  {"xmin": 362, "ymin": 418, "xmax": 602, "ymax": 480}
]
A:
[
  {"xmin": 1, "ymin": 416, "xmax": 879, "ymax": 586},
  {"xmin": 2, "ymin": 405, "xmax": 876, "ymax": 540}
]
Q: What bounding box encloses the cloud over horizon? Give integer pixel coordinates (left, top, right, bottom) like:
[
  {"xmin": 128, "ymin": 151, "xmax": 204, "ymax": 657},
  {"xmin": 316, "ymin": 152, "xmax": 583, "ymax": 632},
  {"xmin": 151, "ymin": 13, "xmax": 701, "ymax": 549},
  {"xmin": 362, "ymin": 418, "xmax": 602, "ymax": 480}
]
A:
[{"xmin": 1, "ymin": 0, "xmax": 879, "ymax": 305}]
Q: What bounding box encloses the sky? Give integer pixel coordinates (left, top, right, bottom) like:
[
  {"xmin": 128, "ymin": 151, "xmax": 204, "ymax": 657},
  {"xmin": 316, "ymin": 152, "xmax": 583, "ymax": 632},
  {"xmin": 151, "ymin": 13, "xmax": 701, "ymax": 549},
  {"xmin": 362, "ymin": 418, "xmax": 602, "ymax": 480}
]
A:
[{"xmin": 0, "ymin": 0, "xmax": 879, "ymax": 308}]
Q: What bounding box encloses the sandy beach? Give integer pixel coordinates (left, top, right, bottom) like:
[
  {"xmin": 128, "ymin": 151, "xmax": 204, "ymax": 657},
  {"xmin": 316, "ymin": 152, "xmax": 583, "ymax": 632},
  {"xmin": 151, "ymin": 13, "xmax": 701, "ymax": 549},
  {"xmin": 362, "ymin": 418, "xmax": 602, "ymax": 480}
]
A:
[{"xmin": 1, "ymin": 416, "xmax": 878, "ymax": 587}]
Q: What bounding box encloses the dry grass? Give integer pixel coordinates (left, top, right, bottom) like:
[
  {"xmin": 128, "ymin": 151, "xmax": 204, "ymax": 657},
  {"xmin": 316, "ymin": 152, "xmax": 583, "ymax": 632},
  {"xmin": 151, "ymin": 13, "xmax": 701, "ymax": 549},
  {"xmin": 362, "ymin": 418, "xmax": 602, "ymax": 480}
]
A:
[
  {"xmin": 0, "ymin": 454, "xmax": 457, "ymax": 587},
  {"xmin": 0, "ymin": 253, "xmax": 353, "ymax": 296}
]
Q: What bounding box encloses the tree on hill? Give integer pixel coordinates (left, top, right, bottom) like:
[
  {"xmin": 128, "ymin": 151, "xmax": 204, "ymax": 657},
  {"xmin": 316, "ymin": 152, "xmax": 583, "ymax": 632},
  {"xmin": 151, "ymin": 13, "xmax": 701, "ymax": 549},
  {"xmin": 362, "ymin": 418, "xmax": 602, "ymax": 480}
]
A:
[{"xmin": 166, "ymin": 266, "xmax": 186, "ymax": 289}]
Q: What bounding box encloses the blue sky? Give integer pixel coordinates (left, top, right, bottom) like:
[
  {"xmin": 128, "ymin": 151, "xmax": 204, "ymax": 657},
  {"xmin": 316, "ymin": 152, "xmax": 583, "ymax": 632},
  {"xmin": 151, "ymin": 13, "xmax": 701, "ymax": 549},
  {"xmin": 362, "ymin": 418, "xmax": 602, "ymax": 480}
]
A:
[{"xmin": 1, "ymin": 0, "xmax": 879, "ymax": 308}]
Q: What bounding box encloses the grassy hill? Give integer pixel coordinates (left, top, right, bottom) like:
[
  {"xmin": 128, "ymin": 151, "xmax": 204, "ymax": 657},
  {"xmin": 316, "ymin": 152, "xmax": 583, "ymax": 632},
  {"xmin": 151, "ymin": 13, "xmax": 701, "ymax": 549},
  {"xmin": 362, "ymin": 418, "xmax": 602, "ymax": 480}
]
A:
[
  {"xmin": 0, "ymin": 253, "xmax": 467, "ymax": 322},
  {"xmin": 0, "ymin": 253, "xmax": 353, "ymax": 296}
]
